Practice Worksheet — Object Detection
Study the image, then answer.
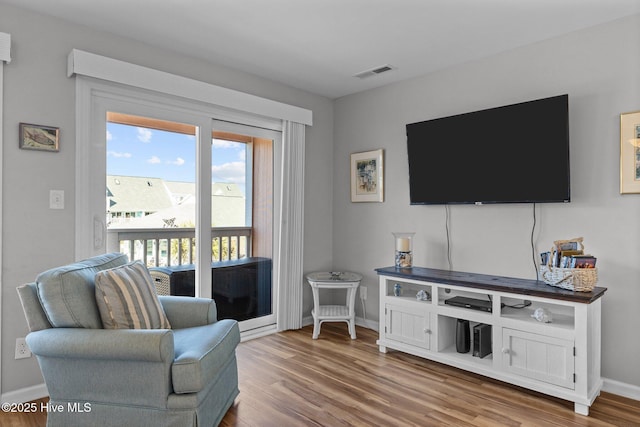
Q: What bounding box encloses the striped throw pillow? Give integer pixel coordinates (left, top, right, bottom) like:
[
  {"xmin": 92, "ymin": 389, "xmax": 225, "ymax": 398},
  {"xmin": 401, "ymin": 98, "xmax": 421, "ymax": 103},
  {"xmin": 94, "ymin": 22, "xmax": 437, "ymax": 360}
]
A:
[{"xmin": 95, "ymin": 261, "xmax": 171, "ymax": 329}]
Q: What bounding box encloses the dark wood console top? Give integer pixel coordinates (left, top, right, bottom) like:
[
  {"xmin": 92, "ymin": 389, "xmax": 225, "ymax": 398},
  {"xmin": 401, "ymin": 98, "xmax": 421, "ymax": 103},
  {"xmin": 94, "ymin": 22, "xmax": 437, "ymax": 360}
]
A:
[{"xmin": 375, "ymin": 266, "xmax": 606, "ymax": 304}]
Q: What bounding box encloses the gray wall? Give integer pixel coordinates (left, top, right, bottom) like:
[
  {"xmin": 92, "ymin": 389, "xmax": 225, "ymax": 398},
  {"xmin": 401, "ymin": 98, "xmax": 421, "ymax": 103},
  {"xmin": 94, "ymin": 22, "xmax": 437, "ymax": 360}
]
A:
[
  {"xmin": 0, "ymin": 4, "xmax": 333, "ymax": 394},
  {"xmin": 2, "ymin": 2, "xmax": 639, "ymax": 397},
  {"xmin": 334, "ymin": 13, "xmax": 640, "ymax": 387}
]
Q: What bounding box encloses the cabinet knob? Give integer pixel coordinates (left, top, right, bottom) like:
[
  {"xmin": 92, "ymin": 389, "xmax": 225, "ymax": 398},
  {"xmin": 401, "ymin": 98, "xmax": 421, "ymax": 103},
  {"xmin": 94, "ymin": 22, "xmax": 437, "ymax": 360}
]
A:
[
  {"xmin": 424, "ymin": 328, "xmax": 431, "ymax": 334},
  {"xmin": 502, "ymin": 348, "xmax": 510, "ymax": 354}
]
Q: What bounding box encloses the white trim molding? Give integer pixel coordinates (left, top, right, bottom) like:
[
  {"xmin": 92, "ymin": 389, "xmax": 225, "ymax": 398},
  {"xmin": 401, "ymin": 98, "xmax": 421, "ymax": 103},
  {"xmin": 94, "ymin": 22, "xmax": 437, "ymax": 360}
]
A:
[
  {"xmin": 0, "ymin": 32, "xmax": 11, "ymax": 63},
  {"xmin": 0, "ymin": 31, "xmax": 10, "ymax": 406},
  {"xmin": 67, "ymin": 49, "xmax": 312, "ymax": 126},
  {"xmin": 602, "ymin": 377, "xmax": 640, "ymax": 402},
  {"xmin": 1, "ymin": 383, "xmax": 48, "ymax": 405}
]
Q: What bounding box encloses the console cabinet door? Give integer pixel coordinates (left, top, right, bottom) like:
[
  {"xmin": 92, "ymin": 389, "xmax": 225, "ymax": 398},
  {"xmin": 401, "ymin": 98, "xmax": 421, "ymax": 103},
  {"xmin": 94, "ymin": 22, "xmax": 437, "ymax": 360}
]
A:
[
  {"xmin": 502, "ymin": 328, "xmax": 574, "ymax": 389},
  {"xmin": 385, "ymin": 304, "xmax": 431, "ymax": 350}
]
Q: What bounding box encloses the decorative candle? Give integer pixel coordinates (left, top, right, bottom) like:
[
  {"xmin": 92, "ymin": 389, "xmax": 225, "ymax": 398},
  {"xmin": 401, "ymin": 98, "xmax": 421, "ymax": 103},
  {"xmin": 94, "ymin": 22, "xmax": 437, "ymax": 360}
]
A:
[
  {"xmin": 392, "ymin": 232, "xmax": 415, "ymax": 268},
  {"xmin": 396, "ymin": 238, "xmax": 410, "ymax": 252}
]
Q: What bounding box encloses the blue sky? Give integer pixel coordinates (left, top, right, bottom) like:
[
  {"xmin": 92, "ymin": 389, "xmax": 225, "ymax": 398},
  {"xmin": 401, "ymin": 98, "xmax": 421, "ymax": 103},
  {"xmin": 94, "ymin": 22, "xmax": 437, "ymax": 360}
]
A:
[{"xmin": 107, "ymin": 123, "xmax": 246, "ymax": 192}]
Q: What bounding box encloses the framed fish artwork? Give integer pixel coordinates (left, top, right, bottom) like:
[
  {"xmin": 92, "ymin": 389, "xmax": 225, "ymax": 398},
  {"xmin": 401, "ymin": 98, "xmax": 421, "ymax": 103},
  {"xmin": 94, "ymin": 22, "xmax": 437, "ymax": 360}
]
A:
[{"xmin": 19, "ymin": 123, "xmax": 59, "ymax": 152}]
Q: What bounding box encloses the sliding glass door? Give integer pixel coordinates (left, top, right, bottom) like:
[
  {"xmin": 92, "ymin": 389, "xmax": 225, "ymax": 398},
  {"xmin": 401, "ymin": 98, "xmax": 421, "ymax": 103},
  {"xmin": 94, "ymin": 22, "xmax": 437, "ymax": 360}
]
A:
[
  {"xmin": 82, "ymin": 82, "xmax": 279, "ymax": 332},
  {"xmin": 211, "ymin": 120, "xmax": 279, "ymax": 331}
]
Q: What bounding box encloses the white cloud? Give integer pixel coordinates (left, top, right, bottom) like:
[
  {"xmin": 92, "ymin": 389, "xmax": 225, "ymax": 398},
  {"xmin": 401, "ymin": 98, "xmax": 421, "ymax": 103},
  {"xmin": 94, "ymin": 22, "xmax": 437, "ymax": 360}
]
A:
[
  {"xmin": 107, "ymin": 150, "xmax": 132, "ymax": 158},
  {"xmin": 106, "ymin": 130, "xmax": 113, "ymax": 141},
  {"xmin": 212, "ymin": 161, "xmax": 246, "ymax": 184},
  {"xmin": 137, "ymin": 127, "xmax": 153, "ymax": 143},
  {"xmin": 147, "ymin": 156, "xmax": 161, "ymax": 164},
  {"xmin": 169, "ymin": 157, "xmax": 185, "ymax": 166},
  {"xmin": 212, "ymin": 139, "xmax": 241, "ymax": 149}
]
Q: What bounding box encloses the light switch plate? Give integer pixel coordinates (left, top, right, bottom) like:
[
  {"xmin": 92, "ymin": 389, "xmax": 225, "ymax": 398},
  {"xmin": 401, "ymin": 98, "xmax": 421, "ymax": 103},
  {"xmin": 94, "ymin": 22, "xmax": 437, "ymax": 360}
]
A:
[{"xmin": 50, "ymin": 190, "xmax": 64, "ymax": 209}]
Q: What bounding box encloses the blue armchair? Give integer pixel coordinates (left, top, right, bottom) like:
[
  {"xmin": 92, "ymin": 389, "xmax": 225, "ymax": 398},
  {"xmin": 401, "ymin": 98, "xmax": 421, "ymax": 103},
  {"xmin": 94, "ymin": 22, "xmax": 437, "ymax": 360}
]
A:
[{"xmin": 17, "ymin": 253, "xmax": 239, "ymax": 427}]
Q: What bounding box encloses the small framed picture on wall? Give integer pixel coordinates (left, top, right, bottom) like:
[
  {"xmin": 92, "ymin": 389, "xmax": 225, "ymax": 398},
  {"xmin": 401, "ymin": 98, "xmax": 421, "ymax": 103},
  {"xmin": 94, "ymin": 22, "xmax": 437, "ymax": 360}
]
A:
[
  {"xmin": 350, "ymin": 149, "xmax": 384, "ymax": 202},
  {"xmin": 620, "ymin": 110, "xmax": 640, "ymax": 194},
  {"xmin": 19, "ymin": 123, "xmax": 60, "ymax": 152}
]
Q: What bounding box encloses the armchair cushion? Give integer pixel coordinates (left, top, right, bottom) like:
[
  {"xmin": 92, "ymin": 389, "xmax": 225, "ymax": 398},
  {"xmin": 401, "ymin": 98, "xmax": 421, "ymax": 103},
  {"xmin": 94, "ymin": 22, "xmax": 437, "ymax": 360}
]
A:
[
  {"xmin": 16, "ymin": 283, "xmax": 52, "ymax": 332},
  {"xmin": 36, "ymin": 253, "xmax": 129, "ymax": 329},
  {"xmin": 95, "ymin": 261, "xmax": 171, "ymax": 329},
  {"xmin": 172, "ymin": 318, "xmax": 240, "ymax": 394},
  {"xmin": 159, "ymin": 295, "xmax": 217, "ymax": 329}
]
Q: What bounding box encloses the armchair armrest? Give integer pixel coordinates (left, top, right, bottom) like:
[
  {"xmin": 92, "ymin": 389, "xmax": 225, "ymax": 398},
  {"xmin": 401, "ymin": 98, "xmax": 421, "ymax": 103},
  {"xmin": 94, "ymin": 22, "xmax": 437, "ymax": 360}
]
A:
[
  {"xmin": 159, "ymin": 296, "xmax": 217, "ymax": 329},
  {"xmin": 26, "ymin": 328, "xmax": 174, "ymax": 362},
  {"xmin": 26, "ymin": 328, "xmax": 176, "ymax": 408}
]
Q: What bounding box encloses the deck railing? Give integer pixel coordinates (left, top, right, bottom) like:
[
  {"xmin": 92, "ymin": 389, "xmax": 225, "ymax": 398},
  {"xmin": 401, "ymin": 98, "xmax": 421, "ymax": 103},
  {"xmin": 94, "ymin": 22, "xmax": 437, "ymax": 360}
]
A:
[{"xmin": 106, "ymin": 227, "xmax": 252, "ymax": 267}]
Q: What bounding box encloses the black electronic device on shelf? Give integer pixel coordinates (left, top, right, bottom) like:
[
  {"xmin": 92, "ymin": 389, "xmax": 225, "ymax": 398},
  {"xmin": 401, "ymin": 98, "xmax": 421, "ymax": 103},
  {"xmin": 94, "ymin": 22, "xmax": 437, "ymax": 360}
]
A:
[
  {"xmin": 456, "ymin": 319, "xmax": 470, "ymax": 353},
  {"xmin": 445, "ymin": 296, "xmax": 493, "ymax": 312},
  {"xmin": 473, "ymin": 323, "xmax": 492, "ymax": 358}
]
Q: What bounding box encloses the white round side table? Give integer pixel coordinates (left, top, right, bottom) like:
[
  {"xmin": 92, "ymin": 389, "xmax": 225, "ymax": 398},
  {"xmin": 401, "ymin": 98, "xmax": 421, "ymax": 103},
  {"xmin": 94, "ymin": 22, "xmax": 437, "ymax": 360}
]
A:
[{"xmin": 305, "ymin": 271, "xmax": 363, "ymax": 339}]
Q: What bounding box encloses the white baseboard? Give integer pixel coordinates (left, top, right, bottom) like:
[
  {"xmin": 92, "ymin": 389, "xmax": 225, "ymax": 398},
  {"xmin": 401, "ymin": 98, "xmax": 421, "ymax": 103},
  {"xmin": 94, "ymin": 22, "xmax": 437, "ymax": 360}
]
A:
[
  {"xmin": 1, "ymin": 383, "xmax": 48, "ymax": 404},
  {"xmin": 240, "ymin": 324, "xmax": 278, "ymax": 342},
  {"xmin": 602, "ymin": 377, "xmax": 640, "ymax": 401},
  {"xmin": 355, "ymin": 316, "xmax": 378, "ymax": 331}
]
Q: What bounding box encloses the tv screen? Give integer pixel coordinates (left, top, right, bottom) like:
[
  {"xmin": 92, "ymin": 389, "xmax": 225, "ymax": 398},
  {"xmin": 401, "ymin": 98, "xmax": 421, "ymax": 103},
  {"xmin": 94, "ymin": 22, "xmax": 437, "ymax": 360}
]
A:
[{"xmin": 406, "ymin": 94, "xmax": 570, "ymax": 205}]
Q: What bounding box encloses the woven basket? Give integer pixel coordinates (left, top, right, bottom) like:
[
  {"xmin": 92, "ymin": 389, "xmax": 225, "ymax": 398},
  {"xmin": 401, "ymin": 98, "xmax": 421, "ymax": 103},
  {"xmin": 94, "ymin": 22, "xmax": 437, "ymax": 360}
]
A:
[
  {"xmin": 539, "ymin": 265, "xmax": 597, "ymax": 292},
  {"xmin": 540, "ymin": 238, "xmax": 597, "ymax": 292}
]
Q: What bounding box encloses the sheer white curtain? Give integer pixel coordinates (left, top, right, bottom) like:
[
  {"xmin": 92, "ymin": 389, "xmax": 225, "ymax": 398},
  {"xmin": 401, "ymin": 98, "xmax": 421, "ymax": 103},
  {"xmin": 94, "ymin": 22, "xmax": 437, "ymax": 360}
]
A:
[
  {"xmin": 276, "ymin": 121, "xmax": 305, "ymax": 331},
  {"xmin": 0, "ymin": 31, "xmax": 11, "ymax": 397}
]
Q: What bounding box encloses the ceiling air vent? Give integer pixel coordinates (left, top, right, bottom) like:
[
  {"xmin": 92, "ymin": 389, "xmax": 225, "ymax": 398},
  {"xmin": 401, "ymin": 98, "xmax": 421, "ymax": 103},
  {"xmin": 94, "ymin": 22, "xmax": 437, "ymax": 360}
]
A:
[{"xmin": 354, "ymin": 64, "xmax": 395, "ymax": 79}]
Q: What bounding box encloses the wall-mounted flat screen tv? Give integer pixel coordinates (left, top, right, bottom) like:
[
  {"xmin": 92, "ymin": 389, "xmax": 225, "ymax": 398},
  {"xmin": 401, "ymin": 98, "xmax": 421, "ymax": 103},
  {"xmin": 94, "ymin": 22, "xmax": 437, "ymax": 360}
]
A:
[{"xmin": 406, "ymin": 94, "xmax": 570, "ymax": 205}]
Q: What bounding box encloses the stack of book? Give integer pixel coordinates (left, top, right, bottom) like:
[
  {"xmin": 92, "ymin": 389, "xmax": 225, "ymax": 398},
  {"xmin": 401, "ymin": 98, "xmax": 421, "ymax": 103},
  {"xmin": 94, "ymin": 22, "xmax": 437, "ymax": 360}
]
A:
[{"xmin": 540, "ymin": 238, "xmax": 596, "ymax": 269}]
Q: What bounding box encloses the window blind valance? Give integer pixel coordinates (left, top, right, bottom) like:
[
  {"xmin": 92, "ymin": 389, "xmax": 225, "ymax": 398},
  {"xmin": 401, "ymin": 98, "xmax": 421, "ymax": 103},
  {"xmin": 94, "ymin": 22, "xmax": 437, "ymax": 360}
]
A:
[{"xmin": 67, "ymin": 49, "xmax": 312, "ymax": 126}]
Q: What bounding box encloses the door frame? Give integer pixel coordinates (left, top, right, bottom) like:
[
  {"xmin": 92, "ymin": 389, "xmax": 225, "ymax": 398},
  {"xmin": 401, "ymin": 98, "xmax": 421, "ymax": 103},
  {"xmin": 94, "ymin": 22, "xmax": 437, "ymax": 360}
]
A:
[{"xmin": 76, "ymin": 78, "xmax": 282, "ymax": 332}]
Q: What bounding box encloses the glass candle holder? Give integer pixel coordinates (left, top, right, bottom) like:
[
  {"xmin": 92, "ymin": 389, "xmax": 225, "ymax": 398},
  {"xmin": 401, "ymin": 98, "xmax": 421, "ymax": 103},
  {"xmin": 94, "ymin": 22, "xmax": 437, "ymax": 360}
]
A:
[{"xmin": 393, "ymin": 232, "xmax": 414, "ymax": 268}]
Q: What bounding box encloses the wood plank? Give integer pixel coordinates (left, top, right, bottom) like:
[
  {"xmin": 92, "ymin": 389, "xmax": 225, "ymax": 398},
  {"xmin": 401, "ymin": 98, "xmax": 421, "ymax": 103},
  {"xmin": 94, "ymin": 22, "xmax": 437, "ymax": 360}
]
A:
[
  {"xmin": 3, "ymin": 324, "xmax": 638, "ymax": 426},
  {"xmin": 0, "ymin": 398, "xmax": 48, "ymax": 427},
  {"xmin": 251, "ymin": 137, "xmax": 273, "ymax": 258},
  {"xmin": 222, "ymin": 324, "xmax": 638, "ymax": 426},
  {"xmin": 106, "ymin": 111, "xmax": 254, "ymax": 142}
]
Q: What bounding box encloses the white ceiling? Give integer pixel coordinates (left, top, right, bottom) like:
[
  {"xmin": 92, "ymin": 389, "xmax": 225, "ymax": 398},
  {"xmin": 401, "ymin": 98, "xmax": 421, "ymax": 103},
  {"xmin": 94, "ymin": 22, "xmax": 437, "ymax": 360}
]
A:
[{"xmin": 2, "ymin": 0, "xmax": 640, "ymax": 99}]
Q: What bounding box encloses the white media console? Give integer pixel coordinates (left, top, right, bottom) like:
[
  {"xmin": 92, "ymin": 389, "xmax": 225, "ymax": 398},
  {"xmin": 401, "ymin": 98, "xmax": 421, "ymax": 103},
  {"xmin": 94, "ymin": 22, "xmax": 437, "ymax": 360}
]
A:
[{"xmin": 376, "ymin": 266, "xmax": 607, "ymax": 415}]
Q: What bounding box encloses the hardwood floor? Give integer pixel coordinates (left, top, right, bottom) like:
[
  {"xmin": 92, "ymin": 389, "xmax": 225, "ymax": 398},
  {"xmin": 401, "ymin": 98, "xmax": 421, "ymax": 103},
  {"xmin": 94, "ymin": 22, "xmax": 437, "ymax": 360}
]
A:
[
  {"xmin": 2, "ymin": 324, "xmax": 639, "ymax": 426},
  {"xmin": 0, "ymin": 398, "xmax": 48, "ymax": 427},
  {"xmin": 222, "ymin": 324, "xmax": 640, "ymax": 426}
]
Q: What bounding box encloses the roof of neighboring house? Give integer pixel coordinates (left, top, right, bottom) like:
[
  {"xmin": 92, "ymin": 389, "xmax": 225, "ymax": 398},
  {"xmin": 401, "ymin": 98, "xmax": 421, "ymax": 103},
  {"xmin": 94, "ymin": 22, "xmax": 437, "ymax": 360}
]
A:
[
  {"xmin": 212, "ymin": 183, "xmax": 244, "ymax": 198},
  {"xmin": 107, "ymin": 175, "xmax": 173, "ymax": 213},
  {"xmin": 108, "ymin": 176, "xmax": 246, "ymax": 227},
  {"xmin": 164, "ymin": 181, "xmax": 245, "ymax": 199},
  {"xmin": 164, "ymin": 181, "xmax": 195, "ymax": 205}
]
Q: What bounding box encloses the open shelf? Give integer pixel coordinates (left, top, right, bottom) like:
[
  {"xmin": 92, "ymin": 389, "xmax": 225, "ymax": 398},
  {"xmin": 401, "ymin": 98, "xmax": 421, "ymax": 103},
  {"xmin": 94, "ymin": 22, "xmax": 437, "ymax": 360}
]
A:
[
  {"xmin": 437, "ymin": 288, "xmax": 493, "ymax": 307},
  {"xmin": 437, "ymin": 314, "xmax": 493, "ymax": 366},
  {"xmin": 438, "ymin": 345, "xmax": 494, "ymax": 369},
  {"xmin": 376, "ymin": 266, "xmax": 606, "ymax": 415},
  {"xmin": 500, "ymin": 297, "xmax": 575, "ymax": 330},
  {"xmin": 385, "ymin": 279, "xmax": 432, "ymax": 303}
]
